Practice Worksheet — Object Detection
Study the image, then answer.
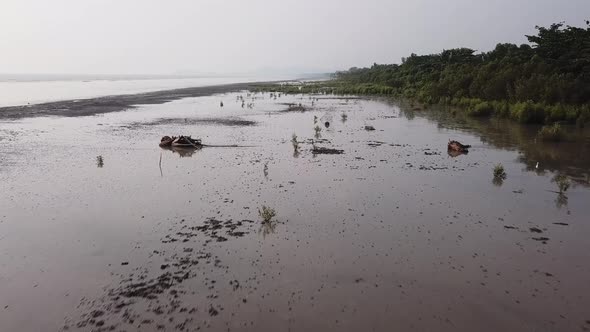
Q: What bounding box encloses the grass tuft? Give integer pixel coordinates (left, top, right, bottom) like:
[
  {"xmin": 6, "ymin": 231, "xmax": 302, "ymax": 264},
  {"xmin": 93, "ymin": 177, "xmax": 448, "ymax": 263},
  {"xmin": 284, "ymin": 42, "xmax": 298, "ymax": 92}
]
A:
[
  {"xmin": 493, "ymin": 164, "xmax": 507, "ymax": 179},
  {"xmin": 258, "ymin": 205, "xmax": 277, "ymax": 224}
]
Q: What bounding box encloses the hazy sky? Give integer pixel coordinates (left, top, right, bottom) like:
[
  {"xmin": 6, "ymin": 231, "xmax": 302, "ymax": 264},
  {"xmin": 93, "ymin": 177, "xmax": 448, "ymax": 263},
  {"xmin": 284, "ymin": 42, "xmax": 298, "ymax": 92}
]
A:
[{"xmin": 1, "ymin": 0, "xmax": 588, "ymax": 75}]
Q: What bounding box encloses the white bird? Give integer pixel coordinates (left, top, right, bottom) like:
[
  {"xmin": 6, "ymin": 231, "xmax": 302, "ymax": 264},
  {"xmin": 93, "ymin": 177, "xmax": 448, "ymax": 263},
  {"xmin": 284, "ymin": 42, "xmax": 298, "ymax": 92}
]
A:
[{"xmin": 535, "ymin": 162, "xmax": 539, "ymax": 169}]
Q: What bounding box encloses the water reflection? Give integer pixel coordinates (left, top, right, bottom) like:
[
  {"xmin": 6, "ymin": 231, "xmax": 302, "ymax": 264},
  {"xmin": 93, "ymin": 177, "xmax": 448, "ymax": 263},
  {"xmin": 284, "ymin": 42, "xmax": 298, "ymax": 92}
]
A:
[
  {"xmin": 160, "ymin": 146, "xmax": 200, "ymax": 158},
  {"xmin": 447, "ymin": 150, "xmax": 468, "ymax": 158},
  {"xmin": 555, "ymin": 193, "xmax": 569, "ymax": 209},
  {"xmin": 398, "ymin": 103, "xmax": 590, "ymax": 187},
  {"xmin": 492, "ymin": 177, "xmax": 504, "ymax": 187},
  {"xmin": 258, "ymin": 221, "xmax": 278, "ymax": 239}
]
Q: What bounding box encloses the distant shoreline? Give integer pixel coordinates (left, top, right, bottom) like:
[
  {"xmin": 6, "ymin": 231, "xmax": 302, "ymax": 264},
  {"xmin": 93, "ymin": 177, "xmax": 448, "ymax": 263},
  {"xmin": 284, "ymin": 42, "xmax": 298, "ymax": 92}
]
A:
[{"xmin": 0, "ymin": 81, "xmax": 282, "ymax": 119}]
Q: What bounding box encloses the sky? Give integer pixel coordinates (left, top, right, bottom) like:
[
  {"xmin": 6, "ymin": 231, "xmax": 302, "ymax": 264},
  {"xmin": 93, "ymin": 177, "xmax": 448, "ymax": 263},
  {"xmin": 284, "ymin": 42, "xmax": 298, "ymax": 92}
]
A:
[{"xmin": 0, "ymin": 0, "xmax": 588, "ymax": 76}]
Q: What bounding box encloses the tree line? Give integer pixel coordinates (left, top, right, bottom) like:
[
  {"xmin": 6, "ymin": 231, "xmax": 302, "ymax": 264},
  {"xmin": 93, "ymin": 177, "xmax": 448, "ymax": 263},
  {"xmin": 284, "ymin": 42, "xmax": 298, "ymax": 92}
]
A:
[{"xmin": 333, "ymin": 22, "xmax": 590, "ymax": 125}]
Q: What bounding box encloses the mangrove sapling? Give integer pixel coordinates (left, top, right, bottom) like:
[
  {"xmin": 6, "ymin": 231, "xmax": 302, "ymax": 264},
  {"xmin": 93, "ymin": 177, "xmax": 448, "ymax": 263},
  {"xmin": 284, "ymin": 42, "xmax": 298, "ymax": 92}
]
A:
[
  {"xmin": 291, "ymin": 133, "xmax": 299, "ymax": 152},
  {"xmin": 341, "ymin": 113, "xmax": 348, "ymax": 122},
  {"xmin": 258, "ymin": 205, "xmax": 277, "ymax": 224},
  {"xmin": 492, "ymin": 164, "xmax": 507, "ymax": 186},
  {"xmin": 96, "ymin": 155, "xmax": 104, "ymax": 168},
  {"xmin": 555, "ymin": 192, "xmax": 568, "ymax": 209},
  {"xmin": 493, "ymin": 164, "xmax": 507, "ymax": 180},
  {"xmin": 314, "ymin": 115, "xmax": 318, "ymax": 124},
  {"xmin": 552, "ymin": 174, "xmax": 570, "ymax": 194}
]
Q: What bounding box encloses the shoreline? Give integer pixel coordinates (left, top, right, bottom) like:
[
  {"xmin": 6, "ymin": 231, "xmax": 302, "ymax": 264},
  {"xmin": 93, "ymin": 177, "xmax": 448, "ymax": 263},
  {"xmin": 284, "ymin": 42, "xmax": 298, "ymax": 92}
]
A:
[{"xmin": 0, "ymin": 81, "xmax": 276, "ymax": 119}]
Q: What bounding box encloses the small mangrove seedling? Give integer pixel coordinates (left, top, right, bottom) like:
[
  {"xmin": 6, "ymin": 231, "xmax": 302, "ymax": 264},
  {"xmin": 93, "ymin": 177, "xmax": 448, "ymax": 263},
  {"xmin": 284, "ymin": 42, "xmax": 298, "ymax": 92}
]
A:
[
  {"xmin": 258, "ymin": 205, "xmax": 277, "ymax": 224},
  {"xmin": 263, "ymin": 162, "xmax": 269, "ymax": 178},
  {"xmin": 493, "ymin": 164, "xmax": 507, "ymax": 180},
  {"xmin": 341, "ymin": 113, "xmax": 348, "ymax": 122},
  {"xmin": 291, "ymin": 133, "xmax": 299, "ymax": 151},
  {"xmin": 96, "ymin": 155, "xmax": 104, "ymax": 168},
  {"xmin": 313, "ymin": 115, "xmax": 318, "ymax": 124},
  {"xmin": 552, "ymin": 174, "xmax": 570, "ymax": 193}
]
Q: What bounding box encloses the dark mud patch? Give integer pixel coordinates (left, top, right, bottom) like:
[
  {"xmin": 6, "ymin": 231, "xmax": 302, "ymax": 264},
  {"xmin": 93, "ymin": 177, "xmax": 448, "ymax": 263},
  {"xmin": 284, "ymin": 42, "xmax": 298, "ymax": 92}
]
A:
[
  {"xmin": 0, "ymin": 82, "xmax": 267, "ymax": 119},
  {"xmin": 418, "ymin": 165, "xmax": 449, "ymax": 170},
  {"xmin": 164, "ymin": 218, "xmax": 255, "ymax": 244},
  {"xmin": 312, "ymin": 147, "xmax": 344, "ymax": 155},
  {"xmin": 532, "ymin": 237, "xmax": 550, "ymax": 243},
  {"xmin": 304, "ymin": 138, "xmax": 331, "ymax": 144},
  {"xmin": 367, "ymin": 141, "xmax": 386, "ymax": 147},
  {"xmin": 139, "ymin": 117, "xmax": 257, "ymax": 127},
  {"xmin": 279, "ymin": 103, "xmax": 310, "ymax": 113},
  {"xmin": 68, "ymin": 218, "xmax": 256, "ymax": 331},
  {"xmin": 423, "ymin": 149, "xmax": 441, "ymax": 155}
]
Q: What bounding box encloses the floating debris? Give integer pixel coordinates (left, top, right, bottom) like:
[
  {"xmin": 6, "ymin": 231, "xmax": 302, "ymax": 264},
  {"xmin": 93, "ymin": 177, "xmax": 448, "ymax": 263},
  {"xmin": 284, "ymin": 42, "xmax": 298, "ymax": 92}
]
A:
[
  {"xmin": 448, "ymin": 140, "xmax": 471, "ymax": 153},
  {"xmin": 159, "ymin": 136, "xmax": 202, "ymax": 148}
]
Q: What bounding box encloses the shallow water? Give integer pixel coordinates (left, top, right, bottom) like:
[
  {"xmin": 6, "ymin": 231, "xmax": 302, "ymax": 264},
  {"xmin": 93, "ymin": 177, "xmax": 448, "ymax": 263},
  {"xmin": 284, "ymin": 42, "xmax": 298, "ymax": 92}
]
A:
[
  {"xmin": 0, "ymin": 75, "xmax": 286, "ymax": 107},
  {"xmin": 0, "ymin": 92, "xmax": 589, "ymax": 331}
]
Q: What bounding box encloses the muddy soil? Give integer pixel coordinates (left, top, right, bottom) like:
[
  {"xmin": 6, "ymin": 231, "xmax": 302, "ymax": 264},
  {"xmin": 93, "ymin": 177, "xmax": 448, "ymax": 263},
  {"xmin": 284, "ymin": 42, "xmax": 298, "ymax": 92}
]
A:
[{"xmin": 0, "ymin": 90, "xmax": 589, "ymax": 332}]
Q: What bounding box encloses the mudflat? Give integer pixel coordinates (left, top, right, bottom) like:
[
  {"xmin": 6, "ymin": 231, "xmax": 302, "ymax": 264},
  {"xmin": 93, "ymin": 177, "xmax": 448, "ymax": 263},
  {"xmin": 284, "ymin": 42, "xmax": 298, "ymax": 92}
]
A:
[
  {"xmin": 0, "ymin": 82, "xmax": 265, "ymax": 119},
  {"xmin": 0, "ymin": 89, "xmax": 589, "ymax": 332}
]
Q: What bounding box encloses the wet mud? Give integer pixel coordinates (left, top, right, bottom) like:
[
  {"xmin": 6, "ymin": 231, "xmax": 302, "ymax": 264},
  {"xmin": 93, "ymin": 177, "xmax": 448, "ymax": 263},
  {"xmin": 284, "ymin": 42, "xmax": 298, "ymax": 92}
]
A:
[{"xmin": 1, "ymin": 89, "xmax": 590, "ymax": 332}]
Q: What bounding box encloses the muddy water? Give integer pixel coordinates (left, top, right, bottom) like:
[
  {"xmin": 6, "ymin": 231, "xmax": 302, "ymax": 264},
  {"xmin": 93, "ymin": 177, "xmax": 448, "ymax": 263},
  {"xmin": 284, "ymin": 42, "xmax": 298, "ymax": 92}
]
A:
[{"xmin": 0, "ymin": 92, "xmax": 589, "ymax": 332}]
